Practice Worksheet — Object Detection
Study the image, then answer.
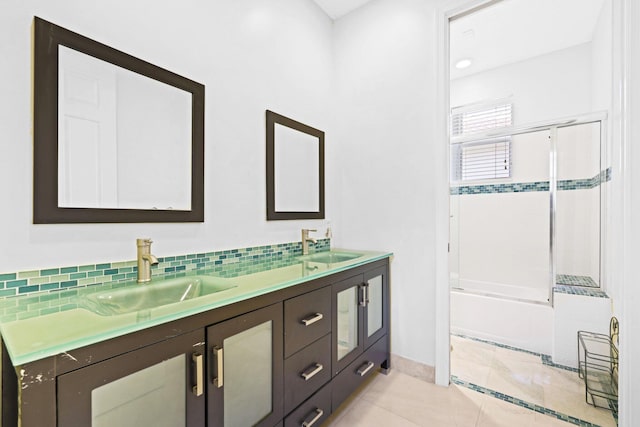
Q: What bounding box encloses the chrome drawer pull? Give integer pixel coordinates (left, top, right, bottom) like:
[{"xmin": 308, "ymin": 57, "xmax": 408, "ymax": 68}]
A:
[
  {"xmin": 213, "ymin": 346, "xmax": 224, "ymax": 388},
  {"xmin": 356, "ymin": 361, "xmax": 375, "ymax": 377},
  {"xmin": 301, "ymin": 408, "xmax": 324, "ymax": 427},
  {"xmin": 301, "ymin": 313, "xmax": 323, "ymax": 326},
  {"xmin": 192, "ymin": 353, "xmax": 203, "ymax": 396},
  {"xmin": 301, "ymin": 363, "xmax": 324, "ymax": 381}
]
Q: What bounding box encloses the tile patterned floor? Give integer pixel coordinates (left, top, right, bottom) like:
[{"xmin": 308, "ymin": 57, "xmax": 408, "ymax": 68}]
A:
[
  {"xmin": 324, "ymin": 336, "xmax": 617, "ymax": 427},
  {"xmin": 450, "ymin": 335, "xmax": 617, "ymax": 427}
]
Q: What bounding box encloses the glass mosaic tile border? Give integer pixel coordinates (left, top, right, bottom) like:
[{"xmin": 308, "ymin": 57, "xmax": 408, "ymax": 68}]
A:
[
  {"xmin": 0, "ymin": 239, "xmax": 331, "ymax": 301},
  {"xmin": 450, "ymin": 180, "xmax": 548, "ymax": 195},
  {"xmin": 554, "ymin": 285, "xmax": 609, "ymax": 298},
  {"xmin": 556, "ymin": 274, "xmax": 599, "ymax": 288},
  {"xmin": 450, "ymin": 375, "xmax": 612, "ymax": 427},
  {"xmin": 451, "ymin": 167, "xmax": 612, "ymax": 196}
]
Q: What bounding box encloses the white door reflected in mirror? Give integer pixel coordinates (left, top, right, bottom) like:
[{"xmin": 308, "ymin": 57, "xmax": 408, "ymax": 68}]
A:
[
  {"xmin": 58, "ymin": 46, "xmax": 192, "ymax": 211},
  {"xmin": 274, "ymin": 124, "xmax": 320, "ymax": 212}
]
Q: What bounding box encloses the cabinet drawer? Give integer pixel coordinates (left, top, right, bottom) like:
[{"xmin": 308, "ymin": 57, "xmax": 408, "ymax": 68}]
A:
[
  {"xmin": 284, "ymin": 382, "xmax": 332, "ymax": 427},
  {"xmin": 331, "ymin": 335, "xmax": 388, "ymax": 410},
  {"xmin": 284, "ymin": 286, "xmax": 331, "ymax": 357},
  {"xmin": 284, "ymin": 334, "xmax": 332, "ymax": 414}
]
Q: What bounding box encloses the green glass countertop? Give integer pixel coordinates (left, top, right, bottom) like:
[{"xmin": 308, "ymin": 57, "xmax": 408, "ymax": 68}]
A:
[{"xmin": 0, "ymin": 249, "xmax": 391, "ymax": 366}]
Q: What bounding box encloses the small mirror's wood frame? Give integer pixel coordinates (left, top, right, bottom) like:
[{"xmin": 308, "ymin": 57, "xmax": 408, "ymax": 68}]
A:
[
  {"xmin": 33, "ymin": 17, "xmax": 205, "ymax": 223},
  {"xmin": 266, "ymin": 110, "xmax": 325, "ymax": 220}
]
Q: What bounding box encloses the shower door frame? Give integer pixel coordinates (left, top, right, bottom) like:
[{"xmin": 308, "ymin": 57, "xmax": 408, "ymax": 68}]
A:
[{"xmin": 450, "ymin": 111, "xmax": 608, "ymax": 307}]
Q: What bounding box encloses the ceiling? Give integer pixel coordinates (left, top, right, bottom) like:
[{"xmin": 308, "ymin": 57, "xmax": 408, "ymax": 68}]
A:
[
  {"xmin": 312, "ymin": 0, "xmax": 607, "ymax": 79},
  {"xmin": 312, "ymin": 0, "xmax": 375, "ymax": 19},
  {"xmin": 450, "ymin": 0, "xmax": 607, "ymax": 79}
]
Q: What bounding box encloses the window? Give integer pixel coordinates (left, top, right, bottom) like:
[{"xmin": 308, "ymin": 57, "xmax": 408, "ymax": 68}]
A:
[
  {"xmin": 450, "ymin": 100, "xmax": 513, "ymax": 181},
  {"xmin": 451, "ymin": 102, "xmax": 512, "ymax": 137},
  {"xmin": 451, "ymin": 137, "xmax": 511, "ymax": 181}
]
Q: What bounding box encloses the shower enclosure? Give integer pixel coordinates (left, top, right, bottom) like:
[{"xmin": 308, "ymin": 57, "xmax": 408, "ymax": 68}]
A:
[{"xmin": 449, "ymin": 114, "xmax": 606, "ymax": 305}]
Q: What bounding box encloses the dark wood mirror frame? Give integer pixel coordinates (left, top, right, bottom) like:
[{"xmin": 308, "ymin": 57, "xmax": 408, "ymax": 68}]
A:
[
  {"xmin": 266, "ymin": 110, "xmax": 325, "ymax": 221},
  {"xmin": 33, "ymin": 17, "xmax": 205, "ymax": 223}
]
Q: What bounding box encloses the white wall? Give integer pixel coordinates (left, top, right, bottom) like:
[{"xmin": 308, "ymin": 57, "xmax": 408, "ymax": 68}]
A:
[
  {"xmin": 591, "ymin": 0, "xmax": 612, "ymax": 115},
  {"xmin": 0, "ymin": 0, "xmax": 334, "ymax": 272},
  {"xmin": 332, "ymin": 0, "xmax": 438, "ymax": 367},
  {"xmin": 451, "ymin": 43, "xmax": 592, "ymax": 125}
]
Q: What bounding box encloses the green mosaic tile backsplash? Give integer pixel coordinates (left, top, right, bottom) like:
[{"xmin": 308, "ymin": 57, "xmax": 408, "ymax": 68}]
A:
[{"xmin": 0, "ymin": 239, "xmax": 331, "ymax": 301}]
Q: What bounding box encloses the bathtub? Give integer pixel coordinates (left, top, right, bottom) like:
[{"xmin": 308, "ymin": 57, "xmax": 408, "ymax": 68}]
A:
[{"xmin": 451, "ymin": 281, "xmax": 554, "ymax": 355}]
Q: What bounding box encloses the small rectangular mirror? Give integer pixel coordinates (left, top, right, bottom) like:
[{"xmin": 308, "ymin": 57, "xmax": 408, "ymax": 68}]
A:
[
  {"xmin": 266, "ymin": 111, "xmax": 324, "ymax": 220},
  {"xmin": 33, "ymin": 17, "xmax": 205, "ymax": 223}
]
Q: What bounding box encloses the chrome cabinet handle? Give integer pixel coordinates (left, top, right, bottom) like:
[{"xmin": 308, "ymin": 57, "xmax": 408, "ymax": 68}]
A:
[
  {"xmin": 192, "ymin": 353, "xmax": 203, "ymax": 396},
  {"xmin": 356, "ymin": 361, "xmax": 375, "ymax": 377},
  {"xmin": 360, "ymin": 284, "xmax": 368, "ymax": 307},
  {"xmin": 301, "ymin": 408, "xmax": 324, "ymax": 427},
  {"xmin": 301, "ymin": 313, "xmax": 323, "ymax": 326},
  {"xmin": 364, "ymin": 283, "xmax": 370, "ymax": 306},
  {"xmin": 213, "ymin": 346, "xmax": 224, "ymax": 388},
  {"xmin": 300, "ymin": 363, "xmax": 323, "ymax": 381}
]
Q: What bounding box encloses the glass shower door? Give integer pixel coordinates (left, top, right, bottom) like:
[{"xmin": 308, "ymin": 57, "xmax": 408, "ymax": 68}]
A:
[
  {"xmin": 450, "ymin": 129, "xmax": 551, "ymax": 303},
  {"xmin": 555, "ymin": 122, "xmax": 602, "ymax": 288}
]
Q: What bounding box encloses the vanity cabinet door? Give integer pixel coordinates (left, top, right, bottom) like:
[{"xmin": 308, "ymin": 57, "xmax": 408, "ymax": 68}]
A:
[
  {"xmin": 57, "ymin": 329, "xmax": 206, "ymax": 427},
  {"xmin": 331, "ymin": 274, "xmax": 365, "ymax": 375},
  {"xmin": 362, "ymin": 266, "xmax": 388, "ymax": 350},
  {"xmin": 207, "ymin": 303, "xmax": 283, "ymax": 427},
  {"xmin": 331, "ymin": 265, "xmax": 389, "ymax": 376}
]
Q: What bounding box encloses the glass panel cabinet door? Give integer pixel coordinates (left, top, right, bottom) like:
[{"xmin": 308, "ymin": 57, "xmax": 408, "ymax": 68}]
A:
[
  {"xmin": 57, "ymin": 329, "xmax": 206, "ymax": 427},
  {"xmin": 332, "ymin": 275, "xmax": 365, "ymax": 374},
  {"xmin": 207, "ymin": 303, "xmax": 283, "ymax": 427},
  {"xmin": 363, "ymin": 266, "xmax": 388, "ymax": 349},
  {"xmin": 337, "ymin": 286, "xmax": 359, "ymax": 361},
  {"xmin": 366, "ymin": 275, "xmax": 383, "ymax": 338},
  {"xmin": 223, "ymin": 321, "xmax": 272, "ymax": 426},
  {"xmin": 92, "ymin": 354, "xmax": 186, "ymax": 427}
]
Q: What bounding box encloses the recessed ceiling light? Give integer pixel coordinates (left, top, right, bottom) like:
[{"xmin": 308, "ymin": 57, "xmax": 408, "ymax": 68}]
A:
[{"xmin": 455, "ymin": 58, "xmax": 472, "ymax": 69}]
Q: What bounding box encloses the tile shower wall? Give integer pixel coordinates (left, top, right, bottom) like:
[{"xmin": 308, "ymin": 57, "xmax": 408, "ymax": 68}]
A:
[{"xmin": 0, "ymin": 239, "xmax": 330, "ymax": 322}]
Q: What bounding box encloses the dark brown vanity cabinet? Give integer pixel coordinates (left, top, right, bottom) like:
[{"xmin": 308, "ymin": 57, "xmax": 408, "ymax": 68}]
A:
[{"xmin": 4, "ymin": 258, "xmax": 389, "ymax": 427}]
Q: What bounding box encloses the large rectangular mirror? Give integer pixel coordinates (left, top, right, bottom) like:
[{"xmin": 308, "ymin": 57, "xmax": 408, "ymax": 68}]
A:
[
  {"xmin": 33, "ymin": 17, "xmax": 205, "ymax": 223},
  {"xmin": 266, "ymin": 111, "xmax": 324, "ymax": 220}
]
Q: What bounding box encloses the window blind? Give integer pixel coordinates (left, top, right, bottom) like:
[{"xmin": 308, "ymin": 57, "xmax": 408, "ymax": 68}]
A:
[
  {"xmin": 452, "ymin": 137, "xmax": 511, "ymax": 181},
  {"xmin": 451, "ymin": 103, "xmax": 512, "ymax": 137}
]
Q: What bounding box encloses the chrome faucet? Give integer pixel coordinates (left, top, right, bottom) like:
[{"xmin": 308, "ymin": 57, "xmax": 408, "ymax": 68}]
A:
[
  {"xmin": 136, "ymin": 238, "xmax": 158, "ymax": 283},
  {"xmin": 301, "ymin": 229, "xmax": 317, "ymax": 255}
]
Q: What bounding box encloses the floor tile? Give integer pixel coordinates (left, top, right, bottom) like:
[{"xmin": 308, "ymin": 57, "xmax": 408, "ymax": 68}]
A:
[
  {"xmin": 476, "ymin": 392, "xmax": 538, "ymax": 427},
  {"xmin": 327, "ymin": 398, "xmax": 420, "ymax": 427},
  {"xmin": 360, "ymin": 371, "xmax": 482, "ymax": 426},
  {"xmin": 324, "ymin": 336, "xmax": 618, "ymax": 427},
  {"xmin": 486, "ymin": 361, "xmax": 546, "ymax": 406},
  {"xmin": 452, "ymin": 335, "xmax": 618, "ymax": 427}
]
